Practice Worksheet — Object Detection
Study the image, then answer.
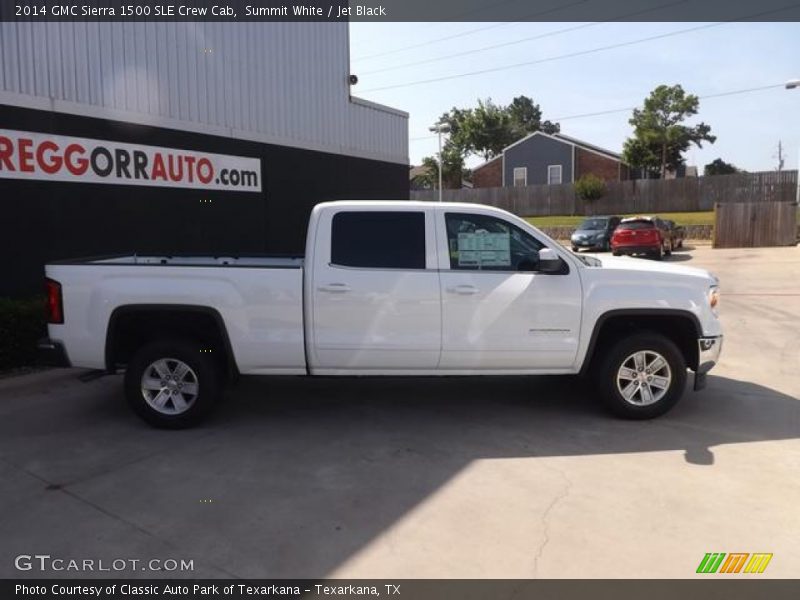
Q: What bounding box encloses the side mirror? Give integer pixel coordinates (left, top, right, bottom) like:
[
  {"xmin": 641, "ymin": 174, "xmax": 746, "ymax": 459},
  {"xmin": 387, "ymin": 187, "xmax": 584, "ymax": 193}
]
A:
[{"xmin": 537, "ymin": 248, "xmax": 563, "ymax": 273}]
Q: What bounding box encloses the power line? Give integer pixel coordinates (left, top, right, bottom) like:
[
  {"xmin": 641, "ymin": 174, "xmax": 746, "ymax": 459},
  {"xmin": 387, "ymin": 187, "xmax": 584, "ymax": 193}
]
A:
[
  {"xmin": 359, "ymin": 0, "xmax": 688, "ymax": 76},
  {"xmin": 353, "ymin": 23, "xmax": 513, "ymax": 63},
  {"xmin": 407, "ymin": 83, "xmax": 788, "ymax": 142},
  {"xmin": 352, "ymin": 0, "xmax": 591, "ymax": 62},
  {"xmin": 361, "ymin": 3, "xmax": 800, "ymax": 93},
  {"xmin": 549, "ymin": 83, "xmax": 788, "ymax": 120},
  {"xmin": 363, "ymin": 22, "xmax": 721, "ymax": 92}
]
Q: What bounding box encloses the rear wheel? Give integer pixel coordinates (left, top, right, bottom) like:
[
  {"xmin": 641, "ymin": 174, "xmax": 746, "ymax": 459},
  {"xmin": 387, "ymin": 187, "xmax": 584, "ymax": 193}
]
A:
[
  {"xmin": 594, "ymin": 332, "xmax": 687, "ymax": 419},
  {"xmin": 124, "ymin": 339, "xmax": 221, "ymax": 428},
  {"xmin": 665, "ymin": 239, "xmax": 673, "ymax": 256},
  {"xmin": 651, "ymin": 244, "xmax": 664, "ymax": 260}
]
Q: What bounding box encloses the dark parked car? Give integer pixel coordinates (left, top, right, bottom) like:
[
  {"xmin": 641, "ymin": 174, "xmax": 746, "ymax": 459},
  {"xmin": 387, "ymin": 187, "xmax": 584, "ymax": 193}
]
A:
[
  {"xmin": 570, "ymin": 215, "xmax": 622, "ymax": 252},
  {"xmin": 663, "ymin": 219, "xmax": 685, "ymax": 249},
  {"xmin": 611, "ymin": 216, "xmax": 672, "ymax": 260}
]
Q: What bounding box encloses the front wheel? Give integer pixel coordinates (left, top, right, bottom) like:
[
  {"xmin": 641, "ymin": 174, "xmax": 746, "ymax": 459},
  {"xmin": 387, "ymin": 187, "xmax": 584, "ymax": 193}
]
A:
[
  {"xmin": 594, "ymin": 332, "xmax": 687, "ymax": 419},
  {"xmin": 124, "ymin": 339, "xmax": 221, "ymax": 428}
]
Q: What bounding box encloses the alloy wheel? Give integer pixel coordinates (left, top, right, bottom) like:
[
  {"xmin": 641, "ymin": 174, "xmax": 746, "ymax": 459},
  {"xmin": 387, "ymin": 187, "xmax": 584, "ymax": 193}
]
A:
[
  {"xmin": 615, "ymin": 350, "xmax": 672, "ymax": 406},
  {"xmin": 140, "ymin": 358, "xmax": 199, "ymax": 415}
]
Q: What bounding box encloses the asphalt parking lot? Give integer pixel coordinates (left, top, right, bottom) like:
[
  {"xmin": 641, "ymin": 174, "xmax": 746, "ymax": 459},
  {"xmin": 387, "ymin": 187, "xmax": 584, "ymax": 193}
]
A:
[{"xmin": 1, "ymin": 244, "xmax": 798, "ymax": 579}]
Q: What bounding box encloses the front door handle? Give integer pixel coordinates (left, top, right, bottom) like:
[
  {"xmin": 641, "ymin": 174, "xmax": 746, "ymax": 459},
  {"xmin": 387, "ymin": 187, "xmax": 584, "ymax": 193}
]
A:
[
  {"xmin": 446, "ymin": 284, "xmax": 480, "ymax": 295},
  {"xmin": 318, "ymin": 283, "xmax": 352, "ymax": 293}
]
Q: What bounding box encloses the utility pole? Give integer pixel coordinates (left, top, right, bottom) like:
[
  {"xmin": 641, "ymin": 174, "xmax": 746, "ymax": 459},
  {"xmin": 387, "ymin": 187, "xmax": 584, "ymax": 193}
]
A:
[
  {"xmin": 775, "ymin": 140, "xmax": 785, "ymax": 172},
  {"xmin": 786, "ymin": 79, "xmax": 799, "ymax": 204},
  {"xmin": 428, "ymin": 122, "xmax": 451, "ymax": 202}
]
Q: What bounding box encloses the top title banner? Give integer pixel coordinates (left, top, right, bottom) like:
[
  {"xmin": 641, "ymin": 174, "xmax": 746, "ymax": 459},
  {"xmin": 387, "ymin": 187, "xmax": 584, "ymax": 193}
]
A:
[{"xmin": 2, "ymin": 0, "xmax": 800, "ymax": 22}]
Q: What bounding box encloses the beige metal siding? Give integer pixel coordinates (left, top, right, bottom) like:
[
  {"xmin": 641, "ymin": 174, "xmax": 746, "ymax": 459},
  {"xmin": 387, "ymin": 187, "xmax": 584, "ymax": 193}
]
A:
[{"xmin": 0, "ymin": 21, "xmax": 408, "ymax": 164}]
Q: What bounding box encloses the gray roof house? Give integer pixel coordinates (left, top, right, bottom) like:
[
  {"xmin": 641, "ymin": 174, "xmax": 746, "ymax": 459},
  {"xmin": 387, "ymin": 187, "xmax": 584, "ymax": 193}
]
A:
[{"xmin": 498, "ymin": 131, "xmax": 631, "ymax": 188}]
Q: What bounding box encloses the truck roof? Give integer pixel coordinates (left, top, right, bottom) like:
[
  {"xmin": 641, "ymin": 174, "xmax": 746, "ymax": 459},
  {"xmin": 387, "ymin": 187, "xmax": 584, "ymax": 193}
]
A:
[{"xmin": 315, "ymin": 200, "xmax": 508, "ymax": 211}]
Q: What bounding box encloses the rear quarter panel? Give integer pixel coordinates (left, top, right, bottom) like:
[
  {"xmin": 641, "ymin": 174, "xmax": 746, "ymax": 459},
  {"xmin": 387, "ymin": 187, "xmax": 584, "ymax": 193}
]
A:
[{"xmin": 45, "ymin": 264, "xmax": 306, "ymax": 374}]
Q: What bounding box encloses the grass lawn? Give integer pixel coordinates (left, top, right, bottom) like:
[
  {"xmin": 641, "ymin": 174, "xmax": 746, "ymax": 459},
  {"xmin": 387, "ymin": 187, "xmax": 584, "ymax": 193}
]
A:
[{"xmin": 525, "ymin": 211, "xmax": 715, "ymax": 228}]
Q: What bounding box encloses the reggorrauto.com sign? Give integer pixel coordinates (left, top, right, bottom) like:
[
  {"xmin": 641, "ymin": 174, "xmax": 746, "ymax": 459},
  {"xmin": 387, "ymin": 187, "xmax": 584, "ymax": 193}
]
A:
[{"xmin": 0, "ymin": 128, "xmax": 261, "ymax": 192}]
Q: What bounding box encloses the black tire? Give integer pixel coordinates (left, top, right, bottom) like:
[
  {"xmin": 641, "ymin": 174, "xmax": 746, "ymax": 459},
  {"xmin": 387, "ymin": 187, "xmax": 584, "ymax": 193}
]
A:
[
  {"xmin": 652, "ymin": 244, "xmax": 664, "ymax": 260},
  {"xmin": 124, "ymin": 339, "xmax": 222, "ymax": 428},
  {"xmin": 572, "ymin": 246, "xmax": 579, "ymax": 252},
  {"xmin": 664, "ymin": 240, "xmax": 673, "ymax": 256},
  {"xmin": 594, "ymin": 332, "xmax": 687, "ymax": 419},
  {"xmin": 612, "ymin": 249, "xmax": 621, "ymax": 256}
]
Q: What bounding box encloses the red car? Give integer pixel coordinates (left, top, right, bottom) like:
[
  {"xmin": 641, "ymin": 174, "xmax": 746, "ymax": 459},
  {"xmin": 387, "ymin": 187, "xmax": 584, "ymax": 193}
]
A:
[{"xmin": 611, "ymin": 217, "xmax": 672, "ymax": 260}]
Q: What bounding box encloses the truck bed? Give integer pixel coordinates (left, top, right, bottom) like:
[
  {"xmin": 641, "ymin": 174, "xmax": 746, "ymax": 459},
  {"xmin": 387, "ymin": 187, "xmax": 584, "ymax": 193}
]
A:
[
  {"xmin": 53, "ymin": 254, "xmax": 305, "ymax": 268},
  {"xmin": 45, "ymin": 254, "xmax": 307, "ymax": 374}
]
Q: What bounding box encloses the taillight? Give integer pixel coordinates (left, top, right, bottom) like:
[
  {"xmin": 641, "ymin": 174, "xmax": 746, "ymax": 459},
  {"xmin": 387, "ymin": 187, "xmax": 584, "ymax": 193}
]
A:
[{"xmin": 45, "ymin": 278, "xmax": 63, "ymax": 324}]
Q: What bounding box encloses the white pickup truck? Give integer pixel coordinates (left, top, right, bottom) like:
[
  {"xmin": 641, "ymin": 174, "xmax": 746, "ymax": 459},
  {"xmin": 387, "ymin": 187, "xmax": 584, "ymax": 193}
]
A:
[{"xmin": 40, "ymin": 201, "xmax": 722, "ymax": 427}]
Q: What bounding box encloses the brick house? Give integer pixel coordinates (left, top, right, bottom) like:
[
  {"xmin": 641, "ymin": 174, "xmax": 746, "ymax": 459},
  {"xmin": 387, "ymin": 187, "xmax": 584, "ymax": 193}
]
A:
[
  {"xmin": 471, "ymin": 155, "xmax": 503, "ymax": 188},
  {"xmin": 472, "ymin": 131, "xmax": 629, "ymax": 188}
]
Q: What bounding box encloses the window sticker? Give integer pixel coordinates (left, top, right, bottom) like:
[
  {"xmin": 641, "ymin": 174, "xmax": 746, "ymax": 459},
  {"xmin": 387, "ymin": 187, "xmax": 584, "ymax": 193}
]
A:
[{"xmin": 457, "ymin": 231, "xmax": 511, "ymax": 268}]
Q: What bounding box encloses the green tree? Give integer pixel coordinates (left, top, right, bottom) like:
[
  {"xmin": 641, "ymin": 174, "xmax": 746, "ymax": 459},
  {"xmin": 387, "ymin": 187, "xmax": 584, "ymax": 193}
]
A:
[
  {"xmin": 418, "ymin": 146, "xmax": 467, "ymax": 190},
  {"xmin": 623, "ymin": 84, "xmax": 716, "ymax": 178},
  {"xmin": 622, "ymin": 137, "xmax": 675, "ymax": 178},
  {"xmin": 507, "ymin": 96, "xmax": 561, "ymax": 139},
  {"xmin": 434, "ymin": 95, "xmax": 560, "ymax": 163},
  {"xmin": 574, "ymin": 174, "xmax": 607, "ymax": 215},
  {"xmin": 704, "ymin": 158, "xmax": 739, "ymax": 176},
  {"xmin": 574, "ymin": 174, "xmax": 607, "ymax": 201},
  {"xmin": 460, "ymin": 99, "xmax": 515, "ymax": 161}
]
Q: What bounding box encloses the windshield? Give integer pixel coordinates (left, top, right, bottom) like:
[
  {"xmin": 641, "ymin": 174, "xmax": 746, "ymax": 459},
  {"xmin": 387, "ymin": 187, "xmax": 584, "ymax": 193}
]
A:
[{"xmin": 577, "ymin": 218, "xmax": 608, "ymax": 230}]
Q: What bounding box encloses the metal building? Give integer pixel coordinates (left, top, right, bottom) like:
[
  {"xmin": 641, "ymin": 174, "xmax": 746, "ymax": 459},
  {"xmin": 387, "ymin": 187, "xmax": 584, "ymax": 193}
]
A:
[{"xmin": 0, "ymin": 21, "xmax": 409, "ymax": 296}]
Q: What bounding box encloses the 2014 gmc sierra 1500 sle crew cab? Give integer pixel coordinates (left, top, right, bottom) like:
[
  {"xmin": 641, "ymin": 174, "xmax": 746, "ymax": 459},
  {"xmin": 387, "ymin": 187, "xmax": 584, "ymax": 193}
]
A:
[{"xmin": 39, "ymin": 201, "xmax": 722, "ymax": 428}]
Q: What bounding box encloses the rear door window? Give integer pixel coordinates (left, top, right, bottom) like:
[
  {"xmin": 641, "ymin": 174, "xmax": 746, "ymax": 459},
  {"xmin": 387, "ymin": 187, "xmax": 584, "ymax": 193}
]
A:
[{"xmin": 331, "ymin": 211, "xmax": 426, "ymax": 269}]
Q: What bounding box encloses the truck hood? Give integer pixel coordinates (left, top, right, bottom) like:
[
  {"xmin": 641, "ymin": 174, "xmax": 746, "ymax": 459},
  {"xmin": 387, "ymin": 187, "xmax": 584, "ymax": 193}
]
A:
[{"xmin": 582, "ymin": 254, "xmax": 717, "ymax": 282}]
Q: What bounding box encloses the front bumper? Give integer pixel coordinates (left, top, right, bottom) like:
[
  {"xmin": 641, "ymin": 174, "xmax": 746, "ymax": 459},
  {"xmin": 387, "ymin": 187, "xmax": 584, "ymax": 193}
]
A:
[
  {"xmin": 694, "ymin": 335, "xmax": 723, "ymax": 390},
  {"xmin": 36, "ymin": 338, "xmax": 71, "ymax": 368},
  {"xmin": 572, "ymin": 237, "xmax": 603, "ymax": 248}
]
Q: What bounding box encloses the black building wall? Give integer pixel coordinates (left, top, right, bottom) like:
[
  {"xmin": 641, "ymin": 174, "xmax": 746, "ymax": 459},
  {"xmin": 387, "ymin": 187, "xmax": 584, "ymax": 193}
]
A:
[{"xmin": 0, "ymin": 105, "xmax": 408, "ymax": 297}]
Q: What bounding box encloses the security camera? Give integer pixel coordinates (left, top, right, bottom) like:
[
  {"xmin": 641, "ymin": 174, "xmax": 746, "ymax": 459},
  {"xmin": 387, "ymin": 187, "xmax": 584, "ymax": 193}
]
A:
[{"xmin": 349, "ymin": 74, "xmax": 358, "ymax": 86}]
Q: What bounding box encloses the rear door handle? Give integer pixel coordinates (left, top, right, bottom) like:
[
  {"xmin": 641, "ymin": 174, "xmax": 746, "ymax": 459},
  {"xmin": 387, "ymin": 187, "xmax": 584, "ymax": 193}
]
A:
[
  {"xmin": 318, "ymin": 283, "xmax": 352, "ymax": 293},
  {"xmin": 446, "ymin": 285, "xmax": 480, "ymax": 295}
]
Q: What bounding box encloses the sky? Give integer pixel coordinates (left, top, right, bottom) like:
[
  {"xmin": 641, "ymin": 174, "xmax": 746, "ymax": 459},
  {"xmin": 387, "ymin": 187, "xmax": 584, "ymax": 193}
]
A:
[{"xmin": 349, "ymin": 21, "xmax": 800, "ymax": 173}]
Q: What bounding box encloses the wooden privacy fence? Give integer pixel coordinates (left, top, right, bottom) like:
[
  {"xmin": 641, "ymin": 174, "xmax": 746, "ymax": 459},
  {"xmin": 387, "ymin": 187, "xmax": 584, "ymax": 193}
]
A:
[
  {"xmin": 713, "ymin": 202, "xmax": 798, "ymax": 248},
  {"xmin": 410, "ymin": 170, "xmax": 798, "ymax": 217}
]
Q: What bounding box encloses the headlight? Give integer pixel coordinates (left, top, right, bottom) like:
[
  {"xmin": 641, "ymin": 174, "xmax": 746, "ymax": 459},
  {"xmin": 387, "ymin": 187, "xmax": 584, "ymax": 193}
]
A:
[{"xmin": 709, "ymin": 286, "xmax": 720, "ymax": 315}]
